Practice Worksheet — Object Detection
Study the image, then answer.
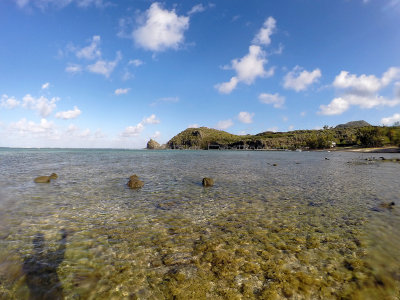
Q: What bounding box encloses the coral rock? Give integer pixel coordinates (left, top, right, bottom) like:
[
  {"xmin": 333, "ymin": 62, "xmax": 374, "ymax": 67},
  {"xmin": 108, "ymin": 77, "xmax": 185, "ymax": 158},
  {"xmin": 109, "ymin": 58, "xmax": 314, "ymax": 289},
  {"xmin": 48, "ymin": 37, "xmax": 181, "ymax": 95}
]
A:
[{"xmin": 202, "ymin": 177, "xmax": 214, "ymax": 187}]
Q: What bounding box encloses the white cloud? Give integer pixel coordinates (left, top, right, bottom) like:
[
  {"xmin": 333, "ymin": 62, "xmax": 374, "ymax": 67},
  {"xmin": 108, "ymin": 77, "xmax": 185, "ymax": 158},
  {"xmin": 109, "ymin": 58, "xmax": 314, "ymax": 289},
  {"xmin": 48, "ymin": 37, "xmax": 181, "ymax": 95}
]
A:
[
  {"xmin": 121, "ymin": 114, "xmax": 160, "ymax": 137},
  {"xmin": 143, "ymin": 114, "xmax": 160, "ymax": 124},
  {"xmin": 133, "ymin": 3, "xmax": 189, "ymax": 52},
  {"xmin": 66, "ymin": 124, "xmax": 79, "ymax": 134},
  {"xmin": 232, "ymin": 45, "xmax": 268, "ymax": 84},
  {"xmin": 188, "ymin": 123, "xmax": 199, "ymax": 128},
  {"xmin": 122, "ymin": 123, "xmax": 145, "ymax": 137},
  {"xmin": 151, "ymin": 96, "xmax": 180, "ymax": 106},
  {"xmin": 188, "ymin": 4, "xmax": 206, "ymax": 15},
  {"xmin": 333, "ymin": 67, "xmax": 400, "ymax": 94},
  {"xmin": 318, "ymin": 97, "xmax": 350, "ymax": 115},
  {"xmin": 252, "ymin": 17, "xmax": 276, "ymax": 46},
  {"xmin": 216, "ymin": 119, "xmax": 233, "ymax": 130},
  {"xmin": 15, "ymin": 0, "xmax": 108, "ymax": 9},
  {"xmin": 319, "ymin": 67, "xmax": 400, "ymax": 115},
  {"xmin": 216, "ymin": 45, "xmax": 272, "ymax": 94},
  {"xmin": 1, "ymin": 94, "xmax": 20, "ymax": 109},
  {"xmin": 215, "ymin": 77, "xmax": 239, "ymax": 94},
  {"xmin": 10, "ymin": 118, "xmax": 56, "ymax": 135},
  {"xmin": 238, "ymin": 111, "xmax": 254, "ymax": 124},
  {"xmin": 283, "ymin": 66, "xmax": 322, "ymax": 92},
  {"xmin": 128, "ymin": 59, "xmax": 143, "ymax": 67},
  {"xmin": 22, "ymin": 94, "xmax": 59, "ymax": 117},
  {"xmin": 396, "ymin": 82, "xmax": 400, "ymax": 99},
  {"xmin": 259, "ymin": 93, "xmax": 285, "ymax": 108},
  {"xmin": 266, "ymin": 126, "xmax": 278, "ymax": 132},
  {"xmin": 152, "ymin": 131, "xmax": 161, "ymax": 139},
  {"xmin": 94, "ymin": 129, "xmax": 106, "ymax": 139},
  {"xmin": 55, "ymin": 106, "xmax": 82, "ymax": 119},
  {"xmin": 66, "ymin": 124, "xmax": 102, "ymax": 139},
  {"xmin": 381, "ymin": 113, "xmax": 400, "ymax": 125},
  {"xmin": 41, "ymin": 82, "xmax": 50, "ymax": 90},
  {"xmin": 15, "ymin": 0, "xmax": 29, "ymax": 8},
  {"xmin": 288, "ymin": 125, "xmax": 294, "ymax": 130},
  {"xmin": 87, "ymin": 51, "xmax": 122, "ymax": 78},
  {"xmin": 122, "ymin": 71, "xmax": 133, "ymax": 81},
  {"xmin": 65, "ymin": 63, "xmax": 82, "ymax": 74},
  {"xmin": 76, "ymin": 35, "xmax": 101, "ymax": 60},
  {"xmin": 115, "ymin": 88, "xmax": 130, "ymax": 95}
]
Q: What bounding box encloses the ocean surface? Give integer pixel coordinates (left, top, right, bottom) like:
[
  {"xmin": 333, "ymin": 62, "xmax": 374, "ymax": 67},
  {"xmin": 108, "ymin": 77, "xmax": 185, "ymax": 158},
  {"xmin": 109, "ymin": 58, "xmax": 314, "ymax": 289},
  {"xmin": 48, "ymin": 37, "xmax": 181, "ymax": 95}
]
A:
[{"xmin": 0, "ymin": 148, "xmax": 399, "ymax": 299}]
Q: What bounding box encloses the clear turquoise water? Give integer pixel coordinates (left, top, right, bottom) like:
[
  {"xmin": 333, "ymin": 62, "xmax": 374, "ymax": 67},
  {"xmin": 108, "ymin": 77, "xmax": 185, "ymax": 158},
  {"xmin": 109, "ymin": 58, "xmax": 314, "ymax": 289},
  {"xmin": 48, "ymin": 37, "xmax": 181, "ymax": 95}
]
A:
[{"xmin": 0, "ymin": 149, "xmax": 399, "ymax": 299}]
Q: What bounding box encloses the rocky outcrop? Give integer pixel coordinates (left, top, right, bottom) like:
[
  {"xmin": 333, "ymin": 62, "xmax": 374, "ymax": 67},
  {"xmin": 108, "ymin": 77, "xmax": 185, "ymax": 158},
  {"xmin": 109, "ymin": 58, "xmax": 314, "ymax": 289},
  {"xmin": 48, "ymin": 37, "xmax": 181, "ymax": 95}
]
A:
[
  {"xmin": 147, "ymin": 139, "xmax": 161, "ymax": 149},
  {"xmin": 127, "ymin": 174, "xmax": 144, "ymax": 189},
  {"xmin": 34, "ymin": 173, "xmax": 58, "ymax": 183}
]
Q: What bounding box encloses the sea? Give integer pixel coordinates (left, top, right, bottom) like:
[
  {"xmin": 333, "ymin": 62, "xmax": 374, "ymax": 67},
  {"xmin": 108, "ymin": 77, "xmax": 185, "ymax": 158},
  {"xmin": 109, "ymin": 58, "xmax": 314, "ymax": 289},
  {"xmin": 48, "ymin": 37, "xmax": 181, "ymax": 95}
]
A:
[{"xmin": 0, "ymin": 148, "xmax": 399, "ymax": 299}]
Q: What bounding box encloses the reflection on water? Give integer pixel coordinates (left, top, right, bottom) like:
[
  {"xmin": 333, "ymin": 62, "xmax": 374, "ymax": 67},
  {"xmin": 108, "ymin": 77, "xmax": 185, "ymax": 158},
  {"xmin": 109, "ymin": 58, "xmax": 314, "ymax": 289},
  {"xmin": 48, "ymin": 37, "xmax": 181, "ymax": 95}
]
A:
[
  {"xmin": 23, "ymin": 229, "xmax": 67, "ymax": 300},
  {"xmin": 0, "ymin": 149, "xmax": 399, "ymax": 299}
]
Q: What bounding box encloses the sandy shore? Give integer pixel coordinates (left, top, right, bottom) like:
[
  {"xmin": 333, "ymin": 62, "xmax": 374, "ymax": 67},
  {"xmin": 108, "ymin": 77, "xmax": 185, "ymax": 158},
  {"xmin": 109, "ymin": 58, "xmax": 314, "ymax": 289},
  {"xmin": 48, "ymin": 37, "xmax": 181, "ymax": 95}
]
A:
[{"xmin": 333, "ymin": 146, "xmax": 400, "ymax": 153}]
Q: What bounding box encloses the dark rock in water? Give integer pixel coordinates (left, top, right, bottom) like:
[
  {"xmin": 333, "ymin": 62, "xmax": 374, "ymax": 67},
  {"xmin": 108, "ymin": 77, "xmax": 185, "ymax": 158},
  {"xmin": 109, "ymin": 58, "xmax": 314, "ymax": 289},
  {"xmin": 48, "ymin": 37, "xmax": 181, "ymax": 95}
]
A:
[
  {"xmin": 273, "ymin": 163, "xmax": 278, "ymax": 166},
  {"xmin": 127, "ymin": 174, "xmax": 144, "ymax": 189},
  {"xmin": 34, "ymin": 173, "xmax": 58, "ymax": 183},
  {"xmin": 325, "ymin": 157, "xmax": 329, "ymax": 160},
  {"xmin": 202, "ymin": 177, "xmax": 214, "ymax": 187}
]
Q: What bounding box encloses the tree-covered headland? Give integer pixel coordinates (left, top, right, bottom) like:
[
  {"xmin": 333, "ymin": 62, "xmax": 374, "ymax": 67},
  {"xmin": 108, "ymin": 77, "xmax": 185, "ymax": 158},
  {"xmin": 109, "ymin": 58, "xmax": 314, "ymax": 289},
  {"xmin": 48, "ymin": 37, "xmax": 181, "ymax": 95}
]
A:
[{"xmin": 166, "ymin": 121, "xmax": 400, "ymax": 150}]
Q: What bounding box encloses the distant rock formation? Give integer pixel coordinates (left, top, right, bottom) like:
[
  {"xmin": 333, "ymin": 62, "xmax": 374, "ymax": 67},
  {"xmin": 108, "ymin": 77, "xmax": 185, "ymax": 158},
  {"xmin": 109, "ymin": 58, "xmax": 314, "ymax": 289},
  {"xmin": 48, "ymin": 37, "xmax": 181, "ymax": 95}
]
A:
[
  {"xmin": 335, "ymin": 120, "xmax": 371, "ymax": 129},
  {"xmin": 147, "ymin": 139, "xmax": 161, "ymax": 149}
]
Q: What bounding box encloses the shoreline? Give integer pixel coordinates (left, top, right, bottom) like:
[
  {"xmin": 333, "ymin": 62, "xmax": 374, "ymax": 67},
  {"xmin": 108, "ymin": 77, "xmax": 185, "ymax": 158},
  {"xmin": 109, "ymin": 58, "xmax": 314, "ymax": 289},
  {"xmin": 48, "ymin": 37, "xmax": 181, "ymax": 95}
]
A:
[{"xmin": 330, "ymin": 146, "xmax": 400, "ymax": 153}]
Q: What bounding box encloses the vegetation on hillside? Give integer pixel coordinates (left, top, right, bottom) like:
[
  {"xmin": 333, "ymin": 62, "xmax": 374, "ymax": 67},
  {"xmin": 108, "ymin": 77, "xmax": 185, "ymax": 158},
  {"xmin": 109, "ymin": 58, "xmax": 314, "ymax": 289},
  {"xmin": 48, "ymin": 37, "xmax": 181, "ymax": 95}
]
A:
[{"xmin": 166, "ymin": 121, "xmax": 400, "ymax": 150}]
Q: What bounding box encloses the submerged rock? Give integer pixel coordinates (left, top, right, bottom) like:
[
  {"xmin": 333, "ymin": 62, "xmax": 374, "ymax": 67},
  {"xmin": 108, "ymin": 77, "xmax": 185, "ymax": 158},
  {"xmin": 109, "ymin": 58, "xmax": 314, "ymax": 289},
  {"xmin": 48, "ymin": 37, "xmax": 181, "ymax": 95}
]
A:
[
  {"xmin": 157, "ymin": 201, "xmax": 177, "ymax": 210},
  {"xmin": 202, "ymin": 177, "xmax": 214, "ymax": 187},
  {"xmin": 34, "ymin": 173, "xmax": 58, "ymax": 183},
  {"xmin": 379, "ymin": 202, "xmax": 395, "ymax": 209},
  {"xmin": 127, "ymin": 174, "xmax": 144, "ymax": 189},
  {"xmin": 371, "ymin": 201, "xmax": 395, "ymax": 212}
]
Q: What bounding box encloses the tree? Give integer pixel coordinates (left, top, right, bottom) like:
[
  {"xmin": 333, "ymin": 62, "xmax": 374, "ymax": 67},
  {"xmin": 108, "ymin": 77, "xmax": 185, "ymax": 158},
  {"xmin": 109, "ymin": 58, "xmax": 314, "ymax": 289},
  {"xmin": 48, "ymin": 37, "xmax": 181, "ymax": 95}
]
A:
[{"xmin": 356, "ymin": 127, "xmax": 383, "ymax": 147}]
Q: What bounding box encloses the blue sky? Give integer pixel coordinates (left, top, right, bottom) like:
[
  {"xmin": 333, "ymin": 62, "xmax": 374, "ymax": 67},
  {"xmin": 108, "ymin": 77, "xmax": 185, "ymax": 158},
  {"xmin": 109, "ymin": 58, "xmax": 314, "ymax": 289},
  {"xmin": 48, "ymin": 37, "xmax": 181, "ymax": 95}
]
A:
[{"xmin": 1, "ymin": 0, "xmax": 400, "ymax": 148}]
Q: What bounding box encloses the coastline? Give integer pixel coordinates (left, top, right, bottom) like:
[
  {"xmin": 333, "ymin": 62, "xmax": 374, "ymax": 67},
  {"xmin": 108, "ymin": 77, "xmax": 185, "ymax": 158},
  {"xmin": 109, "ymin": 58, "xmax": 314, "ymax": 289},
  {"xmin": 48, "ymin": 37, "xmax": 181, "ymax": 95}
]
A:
[{"xmin": 331, "ymin": 146, "xmax": 400, "ymax": 153}]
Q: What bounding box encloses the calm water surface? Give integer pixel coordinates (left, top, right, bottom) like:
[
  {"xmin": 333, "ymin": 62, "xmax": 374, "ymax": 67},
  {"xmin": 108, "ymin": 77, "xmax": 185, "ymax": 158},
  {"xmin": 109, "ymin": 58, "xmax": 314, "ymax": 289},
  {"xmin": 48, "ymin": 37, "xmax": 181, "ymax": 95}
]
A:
[{"xmin": 0, "ymin": 149, "xmax": 399, "ymax": 299}]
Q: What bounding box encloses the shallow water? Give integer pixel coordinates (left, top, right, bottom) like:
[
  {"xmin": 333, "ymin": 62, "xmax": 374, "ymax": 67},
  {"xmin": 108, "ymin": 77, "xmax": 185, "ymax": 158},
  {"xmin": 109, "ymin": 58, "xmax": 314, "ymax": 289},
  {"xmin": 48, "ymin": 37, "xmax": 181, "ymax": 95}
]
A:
[{"xmin": 0, "ymin": 149, "xmax": 399, "ymax": 299}]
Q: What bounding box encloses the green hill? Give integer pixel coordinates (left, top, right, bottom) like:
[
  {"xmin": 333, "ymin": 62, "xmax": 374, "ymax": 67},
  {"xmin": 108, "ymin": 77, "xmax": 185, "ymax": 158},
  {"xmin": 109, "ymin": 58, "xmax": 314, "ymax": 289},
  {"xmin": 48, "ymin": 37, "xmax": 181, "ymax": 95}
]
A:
[
  {"xmin": 166, "ymin": 123, "xmax": 400, "ymax": 150},
  {"xmin": 335, "ymin": 120, "xmax": 371, "ymax": 129}
]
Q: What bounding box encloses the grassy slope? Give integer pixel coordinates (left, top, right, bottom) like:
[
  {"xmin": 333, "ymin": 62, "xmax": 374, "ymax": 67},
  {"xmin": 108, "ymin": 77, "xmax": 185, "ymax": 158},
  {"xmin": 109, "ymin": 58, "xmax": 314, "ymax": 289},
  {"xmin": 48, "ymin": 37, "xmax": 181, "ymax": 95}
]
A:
[{"xmin": 166, "ymin": 125, "xmax": 400, "ymax": 150}]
